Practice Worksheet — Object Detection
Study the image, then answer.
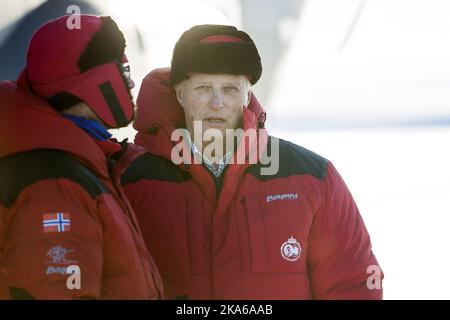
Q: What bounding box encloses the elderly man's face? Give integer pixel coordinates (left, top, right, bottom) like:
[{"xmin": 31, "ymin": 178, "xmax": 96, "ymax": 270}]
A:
[{"xmin": 175, "ymin": 73, "xmax": 250, "ymax": 139}]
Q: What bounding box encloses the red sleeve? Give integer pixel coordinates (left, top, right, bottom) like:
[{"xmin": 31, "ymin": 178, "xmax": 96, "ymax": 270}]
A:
[
  {"xmin": 0, "ymin": 180, "xmax": 103, "ymax": 299},
  {"xmin": 308, "ymin": 162, "xmax": 384, "ymax": 299}
]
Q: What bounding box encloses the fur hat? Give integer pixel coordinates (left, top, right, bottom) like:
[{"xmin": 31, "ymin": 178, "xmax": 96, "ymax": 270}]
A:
[{"xmin": 170, "ymin": 24, "xmax": 262, "ymax": 85}]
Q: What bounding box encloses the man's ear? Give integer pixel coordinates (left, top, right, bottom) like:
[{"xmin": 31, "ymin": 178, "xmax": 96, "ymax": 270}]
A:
[{"xmin": 174, "ymin": 84, "xmax": 184, "ymax": 107}]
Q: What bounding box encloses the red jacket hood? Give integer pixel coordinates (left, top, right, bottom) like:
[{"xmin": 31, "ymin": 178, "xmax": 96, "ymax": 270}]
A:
[{"xmin": 0, "ymin": 80, "xmax": 110, "ymax": 179}]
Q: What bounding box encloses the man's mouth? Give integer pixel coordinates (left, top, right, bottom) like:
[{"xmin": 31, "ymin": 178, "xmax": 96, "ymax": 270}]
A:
[{"xmin": 204, "ymin": 117, "xmax": 226, "ymax": 125}]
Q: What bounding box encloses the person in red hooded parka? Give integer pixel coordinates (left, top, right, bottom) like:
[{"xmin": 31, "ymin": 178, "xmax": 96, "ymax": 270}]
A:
[
  {"xmin": 0, "ymin": 15, "xmax": 163, "ymax": 299},
  {"xmin": 119, "ymin": 24, "xmax": 383, "ymax": 300}
]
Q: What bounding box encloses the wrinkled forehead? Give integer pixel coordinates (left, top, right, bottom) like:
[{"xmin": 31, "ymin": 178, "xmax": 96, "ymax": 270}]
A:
[{"xmin": 186, "ymin": 73, "xmax": 250, "ymax": 87}]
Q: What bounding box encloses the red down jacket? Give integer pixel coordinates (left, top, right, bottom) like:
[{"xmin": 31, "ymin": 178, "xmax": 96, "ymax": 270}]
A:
[
  {"xmin": 118, "ymin": 68, "xmax": 384, "ymax": 300},
  {"xmin": 0, "ymin": 80, "xmax": 163, "ymax": 299}
]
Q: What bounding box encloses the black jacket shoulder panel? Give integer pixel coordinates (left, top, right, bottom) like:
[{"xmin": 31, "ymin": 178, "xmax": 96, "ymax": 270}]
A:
[
  {"xmin": 121, "ymin": 153, "xmax": 192, "ymax": 186},
  {"xmin": 246, "ymin": 137, "xmax": 329, "ymax": 181},
  {"xmin": 0, "ymin": 149, "xmax": 109, "ymax": 208}
]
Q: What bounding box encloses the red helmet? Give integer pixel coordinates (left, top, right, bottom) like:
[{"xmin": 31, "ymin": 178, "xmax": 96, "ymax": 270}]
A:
[{"xmin": 24, "ymin": 15, "xmax": 133, "ymax": 128}]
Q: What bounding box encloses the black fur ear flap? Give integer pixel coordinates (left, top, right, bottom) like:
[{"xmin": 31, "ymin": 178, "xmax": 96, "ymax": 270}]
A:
[{"xmin": 78, "ymin": 16, "xmax": 126, "ymax": 72}]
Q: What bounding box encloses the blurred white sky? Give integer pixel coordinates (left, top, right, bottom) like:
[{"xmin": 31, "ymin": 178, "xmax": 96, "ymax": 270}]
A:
[
  {"xmin": 1, "ymin": 0, "xmax": 450, "ymax": 299},
  {"xmin": 270, "ymin": 0, "xmax": 450, "ymax": 128},
  {"xmin": 3, "ymin": 0, "xmax": 450, "ymax": 127}
]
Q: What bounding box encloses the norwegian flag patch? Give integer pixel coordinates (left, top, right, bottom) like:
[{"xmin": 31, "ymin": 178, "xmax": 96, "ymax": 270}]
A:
[{"xmin": 42, "ymin": 213, "xmax": 71, "ymax": 233}]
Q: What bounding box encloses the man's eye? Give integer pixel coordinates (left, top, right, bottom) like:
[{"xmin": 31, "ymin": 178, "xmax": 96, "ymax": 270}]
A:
[
  {"xmin": 195, "ymin": 85, "xmax": 210, "ymax": 90},
  {"xmin": 224, "ymin": 86, "xmax": 238, "ymax": 92}
]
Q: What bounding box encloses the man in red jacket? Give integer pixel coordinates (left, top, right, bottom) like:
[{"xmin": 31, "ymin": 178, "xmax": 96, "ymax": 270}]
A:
[
  {"xmin": 0, "ymin": 15, "xmax": 163, "ymax": 299},
  {"xmin": 119, "ymin": 24, "xmax": 383, "ymax": 299}
]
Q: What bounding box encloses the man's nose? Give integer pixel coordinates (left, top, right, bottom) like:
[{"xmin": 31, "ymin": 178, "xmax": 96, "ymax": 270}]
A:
[{"xmin": 210, "ymin": 90, "xmax": 224, "ymax": 110}]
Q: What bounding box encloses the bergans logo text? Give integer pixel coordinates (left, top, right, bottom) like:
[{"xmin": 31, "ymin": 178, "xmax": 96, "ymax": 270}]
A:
[{"xmin": 266, "ymin": 193, "xmax": 299, "ymax": 203}]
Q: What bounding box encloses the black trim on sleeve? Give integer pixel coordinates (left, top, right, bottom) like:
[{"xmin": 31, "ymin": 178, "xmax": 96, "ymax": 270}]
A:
[{"xmin": 9, "ymin": 287, "xmax": 35, "ymax": 300}]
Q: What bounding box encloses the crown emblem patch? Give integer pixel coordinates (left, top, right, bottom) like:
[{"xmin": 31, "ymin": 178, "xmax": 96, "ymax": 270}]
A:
[{"xmin": 280, "ymin": 236, "xmax": 302, "ymax": 262}]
